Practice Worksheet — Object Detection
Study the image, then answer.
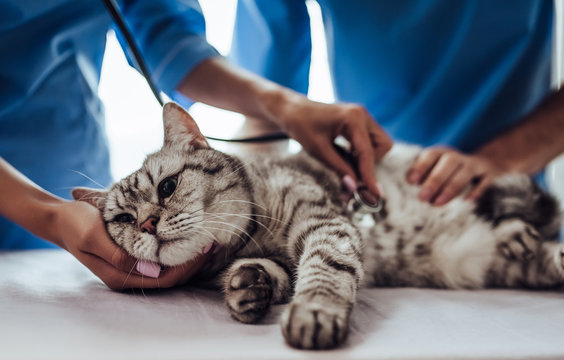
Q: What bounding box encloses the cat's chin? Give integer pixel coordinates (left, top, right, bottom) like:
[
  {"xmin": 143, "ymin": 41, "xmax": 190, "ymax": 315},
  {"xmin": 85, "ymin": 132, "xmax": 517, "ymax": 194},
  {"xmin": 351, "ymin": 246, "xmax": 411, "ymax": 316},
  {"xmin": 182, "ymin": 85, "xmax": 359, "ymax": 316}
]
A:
[{"xmin": 157, "ymin": 240, "xmax": 216, "ymax": 267}]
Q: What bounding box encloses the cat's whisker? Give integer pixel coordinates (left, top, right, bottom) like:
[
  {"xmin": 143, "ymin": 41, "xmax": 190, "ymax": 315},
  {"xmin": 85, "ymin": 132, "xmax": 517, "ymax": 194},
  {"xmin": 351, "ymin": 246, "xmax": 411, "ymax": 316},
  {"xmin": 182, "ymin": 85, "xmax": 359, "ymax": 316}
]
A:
[
  {"xmin": 122, "ymin": 258, "xmax": 140, "ymax": 290},
  {"xmin": 68, "ymin": 169, "xmax": 106, "ymax": 189},
  {"xmin": 186, "ymin": 227, "xmax": 218, "ymax": 244},
  {"xmin": 204, "ymin": 212, "xmax": 276, "ymax": 238},
  {"xmin": 203, "ymin": 220, "xmax": 265, "ymax": 255},
  {"xmin": 207, "ymin": 212, "xmax": 282, "ymax": 224},
  {"xmin": 207, "ymin": 198, "xmax": 269, "ymax": 213},
  {"xmin": 222, "ymin": 157, "xmax": 258, "ymax": 179},
  {"xmin": 191, "ymin": 224, "xmax": 252, "ymax": 251}
]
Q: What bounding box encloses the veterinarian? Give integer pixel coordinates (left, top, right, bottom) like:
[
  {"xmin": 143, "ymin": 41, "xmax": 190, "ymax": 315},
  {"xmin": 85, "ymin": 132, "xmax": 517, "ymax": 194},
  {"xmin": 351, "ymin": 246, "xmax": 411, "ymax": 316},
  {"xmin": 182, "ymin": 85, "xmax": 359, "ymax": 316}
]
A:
[
  {"xmin": 231, "ymin": 0, "xmax": 564, "ymax": 206},
  {"xmin": 0, "ymin": 1, "xmax": 391, "ymax": 288}
]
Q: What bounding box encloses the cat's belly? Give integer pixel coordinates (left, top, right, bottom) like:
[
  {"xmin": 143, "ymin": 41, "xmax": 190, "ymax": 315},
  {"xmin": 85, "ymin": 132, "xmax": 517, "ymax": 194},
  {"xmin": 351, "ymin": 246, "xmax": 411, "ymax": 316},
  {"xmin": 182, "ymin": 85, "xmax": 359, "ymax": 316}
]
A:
[{"xmin": 361, "ymin": 195, "xmax": 497, "ymax": 289}]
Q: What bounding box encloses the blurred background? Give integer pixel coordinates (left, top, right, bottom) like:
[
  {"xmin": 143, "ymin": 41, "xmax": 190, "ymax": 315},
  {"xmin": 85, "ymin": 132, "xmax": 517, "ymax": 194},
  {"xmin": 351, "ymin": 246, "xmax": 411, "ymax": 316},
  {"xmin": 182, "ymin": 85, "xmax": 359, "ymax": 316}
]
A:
[{"xmin": 98, "ymin": 0, "xmax": 564, "ymax": 218}]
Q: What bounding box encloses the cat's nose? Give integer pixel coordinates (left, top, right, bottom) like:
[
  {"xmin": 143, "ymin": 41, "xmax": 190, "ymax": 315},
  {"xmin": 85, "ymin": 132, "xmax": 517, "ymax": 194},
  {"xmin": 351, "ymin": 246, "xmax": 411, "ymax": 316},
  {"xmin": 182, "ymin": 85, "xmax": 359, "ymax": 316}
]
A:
[{"xmin": 140, "ymin": 216, "xmax": 160, "ymax": 235}]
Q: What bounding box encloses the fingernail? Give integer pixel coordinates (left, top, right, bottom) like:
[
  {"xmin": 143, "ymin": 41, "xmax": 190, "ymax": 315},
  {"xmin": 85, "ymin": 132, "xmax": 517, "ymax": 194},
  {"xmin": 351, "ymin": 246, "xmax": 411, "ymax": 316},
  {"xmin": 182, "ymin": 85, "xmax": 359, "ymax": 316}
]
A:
[
  {"xmin": 136, "ymin": 260, "xmax": 161, "ymax": 278},
  {"xmin": 419, "ymin": 188, "xmax": 433, "ymax": 202},
  {"xmin": 433, "ymin": 194, "xmax": 449, "ymax": 206},
  {"xmin": 342, "ymin": 175, "xmax": 357, "ymax": 193},
  {"xmin": 408, "ymin": 170, "xmax": 421, "ymax": 184},
  {"xmin": 359, "ymin": 187, "xmax": 379, "ymax": 206},
  {"xmin": 202, "ymin": 242, "xmax": 214, "ymax": 254},
  {"xmin": 212, "ymin": 242, "xmax": 223, "ymax": 254},
  {"xmin": 376, "ymin": 182, "xmax": 386, "ymax": 199}
]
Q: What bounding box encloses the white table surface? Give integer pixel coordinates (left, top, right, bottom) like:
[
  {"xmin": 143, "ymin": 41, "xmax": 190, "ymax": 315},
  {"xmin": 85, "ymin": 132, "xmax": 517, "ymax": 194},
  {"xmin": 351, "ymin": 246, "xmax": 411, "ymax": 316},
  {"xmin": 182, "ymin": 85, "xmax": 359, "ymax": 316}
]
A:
[{"xmin": 1, "ymin": 249, "xmax": 564, "ymax": 360}]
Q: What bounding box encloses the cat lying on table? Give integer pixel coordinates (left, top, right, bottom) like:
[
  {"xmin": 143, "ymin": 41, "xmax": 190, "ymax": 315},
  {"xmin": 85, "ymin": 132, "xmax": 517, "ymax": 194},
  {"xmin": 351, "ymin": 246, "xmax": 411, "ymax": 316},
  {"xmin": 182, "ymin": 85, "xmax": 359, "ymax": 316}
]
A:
[{"xmin": 73, "ymin": 102, "xmax": 562, "ymax": 350}]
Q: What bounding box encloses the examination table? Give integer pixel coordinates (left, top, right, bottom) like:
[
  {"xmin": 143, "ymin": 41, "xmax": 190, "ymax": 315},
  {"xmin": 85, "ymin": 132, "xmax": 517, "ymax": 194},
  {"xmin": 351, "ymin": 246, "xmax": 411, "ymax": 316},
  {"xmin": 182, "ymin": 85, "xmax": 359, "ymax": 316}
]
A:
[{"xmin": 2, "ymin": 246, "xmax": 564, "ymax": 359}]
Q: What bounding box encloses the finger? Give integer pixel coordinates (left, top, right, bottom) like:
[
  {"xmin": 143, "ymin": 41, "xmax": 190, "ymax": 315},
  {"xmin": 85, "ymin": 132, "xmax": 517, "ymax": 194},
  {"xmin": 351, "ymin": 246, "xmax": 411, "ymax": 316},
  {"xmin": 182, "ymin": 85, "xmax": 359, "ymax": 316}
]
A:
[
  {"xmin": 82, "ymin": 234, "xmax": 139, "ymax": 275},
  {"xmin": 418, "ymin": 155, "xmax": 461, "ymax": 202},
  {"xmin": 432, "ymin": 163, "xmax": 476, "ymax": 206},
  {"xmin": 368, "ymin": 123, "xmax": 393, "ymax": 161},
  {"xmin": 348, "ymin": 128, "xmax": 381, "ymax": 196},
  {"xmin": 467, "ymin": 175, "xmax": 493, "ymax": 202},
  {"xmin": 308, "ymin": 139, "xmax": 358, "ymax": 185},
  {"xmin": 408, "ymin": 148, "xmax": 445, "ymax": 184},
  {"xmin": 81, "ymin": 248, "xmax": 214, "ymax": 290},
  {"xmin": 78, "ymin": 252, "xmax": 162, "ymax": 290}
]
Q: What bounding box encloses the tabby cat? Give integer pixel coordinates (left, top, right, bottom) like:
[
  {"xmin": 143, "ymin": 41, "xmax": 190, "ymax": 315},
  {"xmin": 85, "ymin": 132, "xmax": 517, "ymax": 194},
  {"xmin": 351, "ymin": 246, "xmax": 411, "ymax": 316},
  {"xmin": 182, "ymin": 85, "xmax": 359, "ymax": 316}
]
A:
[{"xmin": 73, "ymin": 103, "xmax": 562, "ymax": 350}]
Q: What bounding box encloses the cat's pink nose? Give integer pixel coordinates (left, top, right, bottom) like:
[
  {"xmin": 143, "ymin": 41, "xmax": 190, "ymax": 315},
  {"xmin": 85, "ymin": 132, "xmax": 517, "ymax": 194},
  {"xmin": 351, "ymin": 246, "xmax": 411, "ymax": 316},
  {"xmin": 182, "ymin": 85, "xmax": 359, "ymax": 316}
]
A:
[{"xmin": 140, "ymin": 216, "xmax": 159, "ymax": 235}]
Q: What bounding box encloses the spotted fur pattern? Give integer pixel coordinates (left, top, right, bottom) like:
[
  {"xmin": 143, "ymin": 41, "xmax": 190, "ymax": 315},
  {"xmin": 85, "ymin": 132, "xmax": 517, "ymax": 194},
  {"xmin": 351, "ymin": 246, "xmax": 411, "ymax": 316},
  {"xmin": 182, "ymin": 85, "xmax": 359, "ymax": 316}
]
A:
[{"xmin": 73, "ymin": 103, "xmax": 562, "ymax": 350}]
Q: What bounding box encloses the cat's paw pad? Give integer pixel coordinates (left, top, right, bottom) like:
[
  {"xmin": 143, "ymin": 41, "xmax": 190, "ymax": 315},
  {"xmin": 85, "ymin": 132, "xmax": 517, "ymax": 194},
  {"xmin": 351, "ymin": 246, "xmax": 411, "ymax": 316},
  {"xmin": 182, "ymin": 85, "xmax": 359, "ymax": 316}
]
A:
[
  {"xmin": 225, "ymin": 264, "xmax": 273, "ymax": 323},
  {"xmin": 496, "ymin": 221, "xmax": 540, "ymax": 262},
  {"xmin": 280, "ymin": 300, "xmax": 350, "ymax": 350}
]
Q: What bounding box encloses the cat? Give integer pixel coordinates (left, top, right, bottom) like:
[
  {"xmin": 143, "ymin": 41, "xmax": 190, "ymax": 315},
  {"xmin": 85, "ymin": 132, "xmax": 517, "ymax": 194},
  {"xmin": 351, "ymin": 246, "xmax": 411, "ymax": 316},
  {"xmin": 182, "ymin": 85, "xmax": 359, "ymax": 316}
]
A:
[{"xmin": 73, "ymin": 102, "xmax": 562, "ymax": 350}]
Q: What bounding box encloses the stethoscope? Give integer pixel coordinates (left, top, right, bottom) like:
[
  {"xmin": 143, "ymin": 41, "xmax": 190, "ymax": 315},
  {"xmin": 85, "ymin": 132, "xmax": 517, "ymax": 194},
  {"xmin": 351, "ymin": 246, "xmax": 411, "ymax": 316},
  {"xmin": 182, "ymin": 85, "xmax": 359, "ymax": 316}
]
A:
[{"xmin": 102, "ymin": 0, "xmax": 385, "ymax": 216}]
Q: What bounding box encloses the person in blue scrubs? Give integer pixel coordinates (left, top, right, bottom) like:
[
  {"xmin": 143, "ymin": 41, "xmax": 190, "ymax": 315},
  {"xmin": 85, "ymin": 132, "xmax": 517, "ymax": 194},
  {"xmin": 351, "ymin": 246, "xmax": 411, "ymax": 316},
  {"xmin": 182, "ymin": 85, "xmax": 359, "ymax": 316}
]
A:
[
  {"xmin": 0, "ymin": 0, "xmax": 392, "ymax": 288},
  {"xmin": 231, "ymin": 0, "xmax": 564, "ymax": 205}
]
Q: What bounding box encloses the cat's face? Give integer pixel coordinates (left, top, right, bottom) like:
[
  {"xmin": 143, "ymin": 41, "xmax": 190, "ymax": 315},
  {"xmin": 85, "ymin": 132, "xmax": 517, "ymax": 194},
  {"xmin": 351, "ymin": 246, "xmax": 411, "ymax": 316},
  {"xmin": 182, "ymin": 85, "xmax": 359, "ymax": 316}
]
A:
[{"xmin": 72, "ymin": 103, "xmax": 253, "ymax": 266}]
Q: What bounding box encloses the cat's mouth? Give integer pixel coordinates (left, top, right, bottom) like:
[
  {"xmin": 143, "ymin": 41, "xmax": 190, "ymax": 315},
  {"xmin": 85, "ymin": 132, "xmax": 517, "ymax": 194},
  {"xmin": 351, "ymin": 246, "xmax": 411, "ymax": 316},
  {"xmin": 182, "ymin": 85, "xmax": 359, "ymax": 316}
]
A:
[{"xmin": 135, "ymin": 240, "xmax": 222, "ymax": 278}]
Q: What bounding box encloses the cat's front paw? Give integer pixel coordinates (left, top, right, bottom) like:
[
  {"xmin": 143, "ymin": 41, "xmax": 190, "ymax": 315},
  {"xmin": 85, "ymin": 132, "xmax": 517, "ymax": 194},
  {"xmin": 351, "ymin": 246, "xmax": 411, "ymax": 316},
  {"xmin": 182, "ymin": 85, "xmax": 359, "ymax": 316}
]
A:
[
  {"xmin": 280, "ymin": 300, "xmax": 351, "ymax": 350},
  {"xmin": 225, "ymin": 264, "xmax": 273, "ymax": 323},
  {"xmin": 496, "ymin": 220, "xmax": 541, "ymax": 262}
]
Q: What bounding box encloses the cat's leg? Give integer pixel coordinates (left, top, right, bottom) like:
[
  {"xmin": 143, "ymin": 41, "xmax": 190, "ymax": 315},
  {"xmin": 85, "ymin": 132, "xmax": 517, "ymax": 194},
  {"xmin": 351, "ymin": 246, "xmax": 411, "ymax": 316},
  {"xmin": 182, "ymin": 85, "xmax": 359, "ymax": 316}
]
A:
[
  {"xmin": 493, "ymin": 218, "xmax": 542, "ymax": 262},
  {"xmin": 487, "ymin": 240, "xmax": 564, "ymax": 288},
  {"xmin": 281, "ymin": 213, "xmax": 363, "ymax": 349},
  {"xmin": 224, "ymin": 258, "xmax": 291, "ymax": 323}
]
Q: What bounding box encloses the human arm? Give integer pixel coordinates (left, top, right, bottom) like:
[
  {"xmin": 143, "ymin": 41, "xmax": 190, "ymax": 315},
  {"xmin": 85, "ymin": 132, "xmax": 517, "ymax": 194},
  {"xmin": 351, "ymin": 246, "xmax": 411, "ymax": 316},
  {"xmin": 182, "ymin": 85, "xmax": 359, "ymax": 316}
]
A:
[
  {"xmin": 0, "ymin": 158, "xmax": 211, "ymax": 290},
  {"xmin": 177, "ymin": 57, "xmax": 392, "ymax": 196},
  {"xmin": 408, "ymin": 88, "xmax": 564, "ymax": 205},
  {"xmin": 117, "ymin": 0, "xmax": 391, "ymax": 196}
]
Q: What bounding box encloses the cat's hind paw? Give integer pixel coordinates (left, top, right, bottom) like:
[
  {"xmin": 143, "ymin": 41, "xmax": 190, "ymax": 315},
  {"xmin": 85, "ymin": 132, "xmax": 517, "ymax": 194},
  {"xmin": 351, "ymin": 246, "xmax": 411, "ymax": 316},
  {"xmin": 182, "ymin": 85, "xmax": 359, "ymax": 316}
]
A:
[
  {"xmin": 225, "ymin": 263, "xmax": 274, "ymax": 323},
  {"xmin": 280, "ymin": 300, "xmax": 351, "ymax": 350},
  {"xmin": 553, "ymin": 245, "xmax": 564, "ymax": 276},
  {"xmin": 495, "ymin": 220, "xmax": 541, "ymax": 262}
]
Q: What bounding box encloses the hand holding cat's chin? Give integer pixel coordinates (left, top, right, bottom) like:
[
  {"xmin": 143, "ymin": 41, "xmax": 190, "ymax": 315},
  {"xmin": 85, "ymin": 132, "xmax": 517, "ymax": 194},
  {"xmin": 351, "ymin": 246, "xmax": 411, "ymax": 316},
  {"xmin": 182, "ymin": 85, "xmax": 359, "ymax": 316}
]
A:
[{"xmin": 53, "ymin": 200, "xmax": 214, "ymax": 290}]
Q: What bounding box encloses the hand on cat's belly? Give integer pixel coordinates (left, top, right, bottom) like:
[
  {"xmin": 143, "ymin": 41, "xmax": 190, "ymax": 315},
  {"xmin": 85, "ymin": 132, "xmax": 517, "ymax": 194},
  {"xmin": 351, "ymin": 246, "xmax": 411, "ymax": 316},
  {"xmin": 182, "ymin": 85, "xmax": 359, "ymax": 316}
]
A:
[
  {"xmin": 407, "ymin": 147, "xmax": 503, "ymax": 206},
  {"xmin": 55, "ymin": 200, "xmax": 213, "ymax": 290}
]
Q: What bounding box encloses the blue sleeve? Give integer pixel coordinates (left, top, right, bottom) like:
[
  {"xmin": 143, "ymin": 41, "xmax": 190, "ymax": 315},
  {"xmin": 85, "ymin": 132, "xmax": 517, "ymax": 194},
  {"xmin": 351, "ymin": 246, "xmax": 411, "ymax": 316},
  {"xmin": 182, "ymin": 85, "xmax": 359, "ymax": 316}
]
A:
[
  {"xmin": 230, "ymin": 0, "xmax": 311, "ymax": 95},
  {"xmin": 115, "ymin": 0, "xmax": 220, "ymax": 99}
]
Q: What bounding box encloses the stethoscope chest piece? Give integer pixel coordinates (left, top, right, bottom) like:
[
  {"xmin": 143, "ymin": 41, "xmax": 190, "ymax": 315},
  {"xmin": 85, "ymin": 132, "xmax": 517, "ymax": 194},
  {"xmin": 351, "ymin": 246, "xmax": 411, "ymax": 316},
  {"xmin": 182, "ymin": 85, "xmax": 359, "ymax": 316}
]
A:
[{"xmin": 348, "ymin": 186, "xmax": 385, "ymax": 223}]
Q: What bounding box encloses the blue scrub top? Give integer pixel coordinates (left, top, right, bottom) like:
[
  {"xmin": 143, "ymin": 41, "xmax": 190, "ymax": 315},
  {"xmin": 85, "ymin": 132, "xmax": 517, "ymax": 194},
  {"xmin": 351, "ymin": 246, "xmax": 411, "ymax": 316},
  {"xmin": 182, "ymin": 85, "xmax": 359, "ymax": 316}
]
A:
[
  {"xmin": 0, "ymin": 0, "xmax": 218, "ymax": 249},
  {"xmin": 231, "ymin": 0, "xmax": 554, "ymax": 152}
]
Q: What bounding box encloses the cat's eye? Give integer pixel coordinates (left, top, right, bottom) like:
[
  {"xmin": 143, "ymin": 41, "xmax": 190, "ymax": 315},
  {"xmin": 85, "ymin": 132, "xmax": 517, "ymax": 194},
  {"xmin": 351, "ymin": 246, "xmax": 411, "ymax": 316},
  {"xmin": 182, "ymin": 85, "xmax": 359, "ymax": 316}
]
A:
[
  {"xmin": 114, "ymin": 213, "xmax": 135, "ymax": 223},
  {"xmin": 158, "ymin": 176, "xmax": 178, "ymax": 198}
]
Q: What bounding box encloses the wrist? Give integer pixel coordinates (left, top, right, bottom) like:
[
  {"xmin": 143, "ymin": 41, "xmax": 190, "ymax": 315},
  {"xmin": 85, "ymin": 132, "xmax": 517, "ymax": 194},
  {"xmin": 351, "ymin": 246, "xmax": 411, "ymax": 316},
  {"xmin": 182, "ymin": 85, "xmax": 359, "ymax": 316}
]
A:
[
  {"xmin": 31, "ymin": 195, "xmax": 67, "ymax": 248},
  {"xmin": 255, "ymin": 84, "xmax": 304, "ymax": 131},
  {"xmin": 475, "ymin": 143, "xmax": 529, "ymax": 174}
]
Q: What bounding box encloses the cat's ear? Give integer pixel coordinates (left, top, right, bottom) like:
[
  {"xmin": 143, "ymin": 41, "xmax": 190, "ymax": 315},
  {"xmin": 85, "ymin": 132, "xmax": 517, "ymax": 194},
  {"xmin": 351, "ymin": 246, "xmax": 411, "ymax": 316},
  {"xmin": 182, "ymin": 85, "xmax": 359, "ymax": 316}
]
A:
[
  {"xmin": 162, "ymin": 102, "xmax": 209, "ymax": 151},
  {"xmin": 72, "ymin": 187, "xmax": 107, "ymax": 211}
]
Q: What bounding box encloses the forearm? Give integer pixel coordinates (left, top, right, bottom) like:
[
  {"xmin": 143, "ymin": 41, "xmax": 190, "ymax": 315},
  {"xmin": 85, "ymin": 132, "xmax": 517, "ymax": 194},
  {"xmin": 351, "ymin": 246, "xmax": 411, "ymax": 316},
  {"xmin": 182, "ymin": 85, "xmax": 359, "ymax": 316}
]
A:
[
  {"xmin": 0, "ymin": 158, "xmax": 64, "ymax": 245},
  {"xmin": 476, "ymin": 88, "xmax": 564, "ymax": 174},
  {"xmin": 176, "ymin": 57, "xmax": 302, "ymax": 128}
]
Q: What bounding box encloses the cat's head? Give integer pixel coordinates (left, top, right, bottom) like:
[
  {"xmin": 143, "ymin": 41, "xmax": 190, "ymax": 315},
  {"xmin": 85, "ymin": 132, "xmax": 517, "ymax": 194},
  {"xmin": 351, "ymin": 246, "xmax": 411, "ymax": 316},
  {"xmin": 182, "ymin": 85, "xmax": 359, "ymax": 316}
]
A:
[{"xmin": 72, "ymin": 102, "xmax": 254, "ymax": 266}]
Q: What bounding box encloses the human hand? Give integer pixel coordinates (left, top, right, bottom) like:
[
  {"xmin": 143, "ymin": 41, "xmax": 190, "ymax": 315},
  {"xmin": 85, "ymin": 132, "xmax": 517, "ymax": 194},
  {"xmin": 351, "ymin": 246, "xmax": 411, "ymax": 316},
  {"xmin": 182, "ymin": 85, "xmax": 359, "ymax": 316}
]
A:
[
  {"xmin": 53, "ymin": 200, "xmax": 211, "ymax": 290},
  {"xmin": 407, "ymin": 147, "xmax": 504, "ymax": 205},
  {"xmin": 269, "ymin": 95, "xmax": 392, "ymax": 196}
]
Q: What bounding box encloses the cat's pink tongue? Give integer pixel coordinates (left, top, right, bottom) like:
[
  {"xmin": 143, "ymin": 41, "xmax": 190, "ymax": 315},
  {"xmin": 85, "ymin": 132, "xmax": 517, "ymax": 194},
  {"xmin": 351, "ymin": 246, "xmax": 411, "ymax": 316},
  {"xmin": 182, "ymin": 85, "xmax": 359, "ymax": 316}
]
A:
[{"xmin": 136, "ymin": 260, "xmax": 161, "ymax": 278}]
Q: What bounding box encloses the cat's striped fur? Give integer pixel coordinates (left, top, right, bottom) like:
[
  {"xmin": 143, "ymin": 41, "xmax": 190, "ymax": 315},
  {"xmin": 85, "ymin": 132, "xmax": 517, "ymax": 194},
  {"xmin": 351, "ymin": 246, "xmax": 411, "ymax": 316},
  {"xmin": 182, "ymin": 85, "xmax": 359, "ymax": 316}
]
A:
[{"xmin": 73, "ymin": 103, "xmax": 562, "ymax": 350}]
